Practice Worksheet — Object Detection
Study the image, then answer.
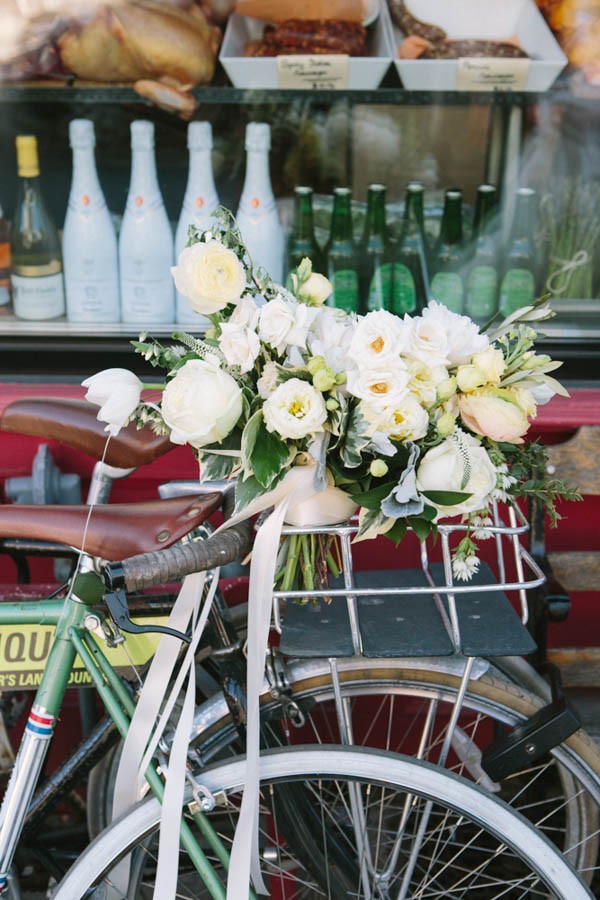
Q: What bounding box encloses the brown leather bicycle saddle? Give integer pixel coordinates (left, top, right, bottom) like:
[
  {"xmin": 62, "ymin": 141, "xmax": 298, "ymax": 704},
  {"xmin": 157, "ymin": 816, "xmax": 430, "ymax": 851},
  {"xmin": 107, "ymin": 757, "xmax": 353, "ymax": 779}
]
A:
[
  {"xmin": 0, "ymin": 397, "xmax": 173, "ymax": 469},
  {"xmin": 0, "ymin": 493, "xmax": 222, "ymax": 560}
]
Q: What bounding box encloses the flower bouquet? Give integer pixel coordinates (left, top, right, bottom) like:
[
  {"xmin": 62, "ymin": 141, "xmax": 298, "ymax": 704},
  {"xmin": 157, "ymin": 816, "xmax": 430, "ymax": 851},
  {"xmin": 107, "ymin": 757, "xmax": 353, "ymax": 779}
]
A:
[{"xmin": 83, "ymin": 208, "xmax": 577, "ymax": 588}]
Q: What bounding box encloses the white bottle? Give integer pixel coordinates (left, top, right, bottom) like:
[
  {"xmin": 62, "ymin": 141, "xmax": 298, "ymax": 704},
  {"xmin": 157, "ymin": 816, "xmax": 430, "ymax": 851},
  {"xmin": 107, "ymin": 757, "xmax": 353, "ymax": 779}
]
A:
[
  {"xmin": 236, "ymin": 122, "xmax": 284, "ymax": 285},
  {"xmin": 175, "ymin": 121, "xmax": 219, "ymax": 326},
  {"xmin": 62, "ymin": 119, "xmax": 120, "ymax": 323},
  {"xmin": 119, "ymin": 120, "xmax": 174, "ymax": 325}
]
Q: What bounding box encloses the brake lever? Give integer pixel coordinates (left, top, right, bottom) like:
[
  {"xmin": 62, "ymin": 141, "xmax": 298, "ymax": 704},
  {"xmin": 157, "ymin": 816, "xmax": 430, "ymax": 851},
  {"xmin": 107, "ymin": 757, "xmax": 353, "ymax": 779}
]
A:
[{"xmin": 104, "ymin": 589, "xmax": 191, "ymax": 644}]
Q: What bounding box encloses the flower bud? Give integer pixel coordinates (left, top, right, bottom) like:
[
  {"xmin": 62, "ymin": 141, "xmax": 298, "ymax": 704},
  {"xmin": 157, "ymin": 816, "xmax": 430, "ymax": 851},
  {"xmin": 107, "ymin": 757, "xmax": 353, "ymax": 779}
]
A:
[
  {"xmin": 313, "ymin": 367, "xmax": 336, "ymax": 392},
  {"xmin": 298, "ymin": 273, "xmax": 333, "ymax": 307},
  {"xmin": 436, "ymin": 376, "xmax": 457, "ymax": 402},
  {"xmin": 471, "ymin": 346, "xmax": 505, "ymax": 384},
  {"xmin": 436, "ymin": 410, "xmax": 456, "ymax": 437},
  {"xmin": 369, "ymin": 459, "xmax": 389, "ymax": 478},
  {"xmin": 456, "ymin": 365, "xmax": 487, "ymax": 393},
  {"xmin": 326, "ymin": 397, "xmax": 339, "ymax": 411},
  {"xmin": 307, "ymin": 355, "xmax": 326, "ymax": 375}
]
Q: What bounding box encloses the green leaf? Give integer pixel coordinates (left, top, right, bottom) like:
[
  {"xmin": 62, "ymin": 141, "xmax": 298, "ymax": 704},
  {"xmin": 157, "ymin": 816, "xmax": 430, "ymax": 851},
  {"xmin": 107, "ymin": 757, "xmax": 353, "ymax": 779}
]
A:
[
  {"xmin": 384, "ymin": 520, "xmax": 407, "ymax": 545},
  {"xmin": 354, "ymin": 507, "xmax": 394, "ymax": 542},
  {"xmin": 242, "ymin": 411, "xmax": 289, "ymax": 489},
  {"xmin": 234, "ymin": 474, "xmax": 264, "ymax": 515},
  {"xmin": 349, "ymin": 482, "xmax": 397, "ymax": 511},
  {"xmin": 407, "ymin": 517, "xmax": 433, "ymax": 541},
  {"xmin": 421, "ymin": 490, "xmax": 472, "ymax": 506},
  {"xmin": 199, "ymin": 452, "xmax": 236, "ymax": 482}
]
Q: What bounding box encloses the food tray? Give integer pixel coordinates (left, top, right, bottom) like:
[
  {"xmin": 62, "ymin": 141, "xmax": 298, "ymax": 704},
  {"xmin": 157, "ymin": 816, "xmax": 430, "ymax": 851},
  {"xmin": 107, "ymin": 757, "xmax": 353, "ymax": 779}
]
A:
[
  {"xmin": 220, "ymin": 0, "xmax": 395, "ymax": 90},
  {"xmin": 386, "ymin": 0, "xmax": 567, "ymax": 92}
]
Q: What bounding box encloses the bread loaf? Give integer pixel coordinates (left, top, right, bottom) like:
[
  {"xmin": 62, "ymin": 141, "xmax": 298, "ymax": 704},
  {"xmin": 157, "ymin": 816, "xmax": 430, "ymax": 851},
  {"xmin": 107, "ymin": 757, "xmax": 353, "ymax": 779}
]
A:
[{"xmin": 235, "ymin": 0, "xmax": 367, "ymax": 23}]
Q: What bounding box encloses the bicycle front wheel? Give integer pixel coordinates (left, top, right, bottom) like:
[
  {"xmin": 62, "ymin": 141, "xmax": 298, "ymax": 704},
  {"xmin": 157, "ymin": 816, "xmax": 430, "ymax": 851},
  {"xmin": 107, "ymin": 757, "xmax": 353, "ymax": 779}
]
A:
[{"xmin": 57, "ymin": 745, "xmax": 591, "ymax": 899}]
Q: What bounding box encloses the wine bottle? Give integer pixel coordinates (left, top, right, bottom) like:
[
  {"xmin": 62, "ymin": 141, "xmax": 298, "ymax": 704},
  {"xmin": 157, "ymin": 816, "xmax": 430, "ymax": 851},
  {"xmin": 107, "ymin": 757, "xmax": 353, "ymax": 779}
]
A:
[
  {"xmin": 62, "ymin": 119, "xmax": 120, "ymax": 323},
  {"xmin": 285, "ymin": 186, "xmax": 323, "ymax": 288},
  {"xmin": 324, "ymin": 187, "xmax": 360, "ymax": 313},
  {"xmin": 465, "ymin": 184, "xmax": 499, "ymax": 325},
  {"xmin": 360, "ymin": 184, "xmax": 392, "ymax": 313},
  {"xmin": 175, "ymin": 121, "xmax": 219, "ymax": 326},
  {"xmin": 11, "ymin": 135, "xmax": 65, "ymax": 321},
  {"xmin": 499, "ymin": 187, "xmax": 539, "ymax": 317},
  {"xmin": 236, "ymin": 122, "xmax": 284, "ymax": 284},
  {"xmin": 119, "ymin": 120, "xmax": 174, "ymax": 325},
  {"xmin": 0, "ymin": 205, "xmax": 11, "ymax": 313},
  {"xmin": 430, "ymin": 188, "xmax": 465, "ymax": 314},
  {"xmin": 394, "ymin": 181, "xmax": 430, "ymax": 315}
]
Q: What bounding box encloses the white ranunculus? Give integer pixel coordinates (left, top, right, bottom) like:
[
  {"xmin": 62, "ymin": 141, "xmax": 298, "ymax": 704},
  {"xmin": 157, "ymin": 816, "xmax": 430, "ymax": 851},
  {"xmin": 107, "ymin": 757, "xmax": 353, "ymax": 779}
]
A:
[
  {"xmin": 364, "ymin": 393, "xmax": 429, "ymax": 442},
  {"xmin": 218, "ymin": 323, "xmax": 260, "ymax": 374},
  {"xmin": 346, "ymin": 362, "xmax": 411, "ymax": 414},
  {"xmin": 171, "ymin": 240, "xmax": 246, "ymax": 316},
  {"xmin": 349, "ymin": 309, "xmax": 410, "ymax": 367},
  {"xmin": 416, "ymin": 430, "xmax": 497, "ymax": 516},
  {"xmin": 263, "ymin": 378, "xmax": 327, "ymax": 440},
  {"xmin": 298, "ymin": 272, "xmax": 333, "ymax": 306},
  {"xmin": 82, "ymin": 368, "xmax": 143, "ymax": 436},
  {"xmin": 161, "ymin": 358, "xmax": 242, "ymax": 449},
  {"xmin": 421, "ymin": 301, "xmax": 488, "ymax": 366},
  {"xmin": 406, "ymin": 317, "xmax": 450, "ymax": 368}
]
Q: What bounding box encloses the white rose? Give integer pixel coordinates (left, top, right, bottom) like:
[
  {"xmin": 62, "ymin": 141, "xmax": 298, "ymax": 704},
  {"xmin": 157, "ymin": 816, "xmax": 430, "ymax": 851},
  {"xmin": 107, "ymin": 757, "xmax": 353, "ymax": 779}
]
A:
[
  {"xmin": 258, "ymin": 296, "xmax": 296, "ymax": 355},
  {"xmin": 349, "ymin": 309, "xmax": 410, "ymax": 368},
  {"xmin": 416, "ymin": 430, "xmax": 497, "ymax": 516},
  {"xmin": 347, "ymin": 362, "xmax": 410, "ymax": 413},
  {"xmin": 229, "ymin": 295, "xmax": 260, "ymax": 329},
  {"xmin": 82, "ymin": 368, "xmax": 143, "ymax": 436},
  {"xmin": 218, "ymin": 323, "xmax": 260, "ymax": 374},
  {"xmin": 298, "ymin": 273, "xmax": 333, "ymax": 306},
  {"xmin": 422, "ymin": 301, "xmax": 488, "ymax": 365},
  {"xmin": 171, "ymin": 240, "xmax": 246, "ymax": 316},
  {"xmin": 364, "ymin": 393, "xmax": 429, "ymax": 442},
  {"xmin": 263, "ymin": 378, "xmax": 327, "ymax": 440},
  {"xmin": 406, "ymin": 317, "xmax": 450, "ymax": 368},
  {"xmin": 161, "ymin": 358, "xmax": 242, "ymax": 449}
]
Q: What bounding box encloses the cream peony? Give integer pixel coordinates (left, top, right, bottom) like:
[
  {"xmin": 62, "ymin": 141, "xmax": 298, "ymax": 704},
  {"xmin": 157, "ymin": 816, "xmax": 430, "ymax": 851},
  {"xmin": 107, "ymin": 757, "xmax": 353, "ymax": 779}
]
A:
[
  {"xmin": 82, "ymin": 368, "xmax": 143, "ymax": 436},
  {"xmin": 263, "ymin": 378, "xmax": 327, "ymax": 440},
  {"xmin": 161, "ymin": 357, "xmax": 242, "ymax": 448},
  {"xmin": 416, "ymin": 431, "xmax": 497, "ymax": 516},
  {"xmin": 421, "ymin": 301, "xmax": 488, "ymax": 365},
  {"xmin": 459, "ymin": 387, "xmax": 531, "ymax": 444},
  {"xmin": 171, "ymin": 240, "xmax": 246, "ymax": 316}
]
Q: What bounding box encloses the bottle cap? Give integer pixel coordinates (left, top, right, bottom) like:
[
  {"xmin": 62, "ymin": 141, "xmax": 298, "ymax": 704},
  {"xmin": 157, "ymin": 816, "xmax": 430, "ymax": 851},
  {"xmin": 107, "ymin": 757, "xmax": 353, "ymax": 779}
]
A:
[
  {"xmin": 334, "ymin": 187, "xmax": 351, "ymax": 196},
  {"xmin": 368, "ymin": 183, "xmax": 386, "ymax": 192},
  {"xmin": 130, "ymin": 120, "xmax": 155, "ymax": 149},
  {"xmin": 294, "ymin": 186, "xmax": 312, "ymax": 195},
  {"xmin": 406, "ymin": 180, "xmax": 424, "ymax": 193},
  {"xmin": 188, "ymin": 121, "xmax": 213, "ymax": 151},
  {"xmin": 245, "ymin": 122, "xmax": 270, "ymax": 152},
  {"xmin": 517, "ymin": 187, "xmax": 535, "ymax": 196},
  {"xmin": 69, "ymin": 119, "xmax": 95, "ymax": 149},
  {"xmin": 15, "ymin": 135, "xmax": 39, "ymax": 178}
]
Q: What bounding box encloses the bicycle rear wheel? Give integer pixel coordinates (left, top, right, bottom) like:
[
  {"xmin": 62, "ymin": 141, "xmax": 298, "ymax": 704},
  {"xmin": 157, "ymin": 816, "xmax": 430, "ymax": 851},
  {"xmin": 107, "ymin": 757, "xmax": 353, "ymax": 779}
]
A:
[{"xmin": 57, "ymin": 745, "xmax": 592, "ymax": 899}]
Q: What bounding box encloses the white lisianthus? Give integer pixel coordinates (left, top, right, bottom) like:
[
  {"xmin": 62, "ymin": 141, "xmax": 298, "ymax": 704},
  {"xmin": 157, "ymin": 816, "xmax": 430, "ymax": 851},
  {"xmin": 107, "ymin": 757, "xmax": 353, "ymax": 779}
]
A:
[
  {"xmin": 364, "ymin": 394, "xmax": 429, "ymax": 442},
  {"xmin": 298, "ymin": 273, "xmax": 333, "ymax": 306},
  {"xmin": 218, "ymin": 323, "xmax": 260, "ymax": 374},
  {"xmin": 171, "ymin": 240, "xmax": 246, "ymax": 316},
  {"xmin": 406, "ymin": 317, "xmax": 450, "ymax": 368},
  {"xmin": 161, "ymin": 357, "xmax": 242, "ymax": 449},
  {"xmin": 256, "ymin": 361, "xmax": 280, "ymax": 399},
  {"xmin": 349, "ymin": 309, "xmax": 410, "ymax": 367},
  {"xmin": 416, "ymin": 430, "xmax": 497, "ymax": 516},
  {"xmin": 82, "ymin": 368, "xmax": 143, "ymax": 436},
  {"xmin": 347, "ymin": 363, "xmax": 410, "ymax": 413},
  {"xmin": 263, "ymin": 378, "xmax": 328, "ymax": 440},
  {"xmin": 421, "ymin": 301, "xmax": 488, "ymax": 365}
]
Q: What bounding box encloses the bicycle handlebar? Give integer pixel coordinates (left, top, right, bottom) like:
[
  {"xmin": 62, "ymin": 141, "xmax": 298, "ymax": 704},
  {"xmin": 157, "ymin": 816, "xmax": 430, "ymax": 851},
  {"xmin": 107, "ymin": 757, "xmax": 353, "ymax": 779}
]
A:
[{"xmin": 102, "ymin": 490, "xmax": 253, "ymax": 593}]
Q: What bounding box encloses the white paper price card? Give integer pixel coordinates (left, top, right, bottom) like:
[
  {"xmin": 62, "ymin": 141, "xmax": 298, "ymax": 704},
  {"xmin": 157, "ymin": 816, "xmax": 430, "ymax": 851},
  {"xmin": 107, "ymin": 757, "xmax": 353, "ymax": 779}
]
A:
[
  {"xmin": 277, "ymin": 55, "xmax": 349, "ymax": 90},
  {"xmin": 456, "ymin": 57, "xmax": 531, "ymax": 91}
]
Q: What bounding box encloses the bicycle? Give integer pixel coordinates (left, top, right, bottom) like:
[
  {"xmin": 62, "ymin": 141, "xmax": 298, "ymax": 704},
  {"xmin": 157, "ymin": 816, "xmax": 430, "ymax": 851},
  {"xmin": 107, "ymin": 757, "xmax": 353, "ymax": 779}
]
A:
[{"xmin": 0, "ymin": 488, "xmax": 593, "ymax": 898}]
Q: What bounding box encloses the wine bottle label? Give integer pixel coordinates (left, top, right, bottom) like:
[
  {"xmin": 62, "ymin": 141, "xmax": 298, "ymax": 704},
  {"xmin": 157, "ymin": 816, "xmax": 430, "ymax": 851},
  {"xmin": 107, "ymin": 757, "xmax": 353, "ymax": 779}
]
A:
[
  {"xmin": 332, "ymin": 269, "xmax": 359, "ymax": 313},
  {"xmin": 121, "ymin": 278, "xmax": 174, "ymax": 324},
  {"xmin": 392, "ymin": 263, "xmax": 417, "ymax": 315},
  {"xmin": 466, "ymin": 265, "xmax": 498, "ymax": 319},
  {"xmin": 65, "ymin": 279, "xmax": 119, "ymax": 323},
  {"xmin": 12, "ymin": 272, "xmax": 65, "ymax": 321},
  {"xmin": 499, "ymin": 268, "xmax": 535, "ymax": 316},
  {"xmin": 430, "ymin": 272, "xmax": 464, "ymax": 314}
]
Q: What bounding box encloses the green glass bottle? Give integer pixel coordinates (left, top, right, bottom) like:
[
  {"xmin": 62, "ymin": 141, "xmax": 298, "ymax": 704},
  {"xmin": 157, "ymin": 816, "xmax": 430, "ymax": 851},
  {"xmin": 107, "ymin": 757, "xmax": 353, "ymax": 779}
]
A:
[
  {"xmin": 360, "ymin": 184, "xmax": 393, "ymax": 313},
  {"xmin": 394, "ymin": 181, "xmax": 429, "ymax": 315},
  {"xmin": 499, "ymin": 187, "xmax": 539, "ymax": 317},
  {"xmin": 465, "ymin": 184, "xmax": 499, "ymax": 324},
  {"xmin": 324, "ymin": 187, "xmax": 360, "ymax": 313},
  {"xmin": 285, "ymin": 186, "xmax": 323, "ymax": 288},
  {"xmin": 430, "ymin": 188, "xmax": 465, "ymax": 314}
]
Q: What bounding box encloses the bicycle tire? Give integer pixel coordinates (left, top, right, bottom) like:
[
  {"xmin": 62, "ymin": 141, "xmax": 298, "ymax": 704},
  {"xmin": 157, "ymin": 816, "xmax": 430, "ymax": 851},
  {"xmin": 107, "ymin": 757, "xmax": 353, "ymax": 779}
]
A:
[
  {"xmin": 57, "ymin": 744, "xmax": 593, "ymax": 899},
  {"xmin": 87, "ymin": 656, "xmax": 600, "ymax": 884}
]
